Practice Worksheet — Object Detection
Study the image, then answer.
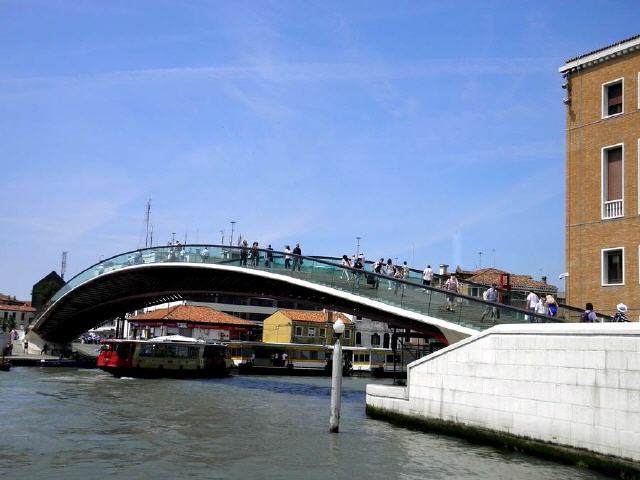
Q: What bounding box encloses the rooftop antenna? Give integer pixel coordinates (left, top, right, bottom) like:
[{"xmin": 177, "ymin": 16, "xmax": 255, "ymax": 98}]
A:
[
  {"xmin": 144, "ymin": 198, "xmax": 152, "ymax": 248},
  {"xmin": 60, "ymin": 251, "xmax": 68, "ymax": 280}
]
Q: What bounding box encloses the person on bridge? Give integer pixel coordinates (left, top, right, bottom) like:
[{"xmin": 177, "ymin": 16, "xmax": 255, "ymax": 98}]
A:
[
  {"xmin": 546, "ymin": 295, "xmax": 558, "ymax": 317},
  {"xmin": 341, "ymin": 255, "xmax": 352, "ymax": 280},
  {"xmin": 580, "ymin": 303, "xmax": 597, "ymax": 322},
  {"xmin": 265, "ymin": 245, "xmax": 274, "ymax": 267},
  {"xmin": 240, "ymin": 240, "xmax": 249, "ymax": 266},
  {"xmin": 284, "ymin": 245, "xmax": 291, "ymax": 269},
  {"xmin": 422, "ymin": 264, "xmax": 433, "ymax": 289},
  {"xmin": 481, "ymin": 284, "xmax": 499, "ymax": 322},
  {"xmin": 394, "ymin": 265, "xmax": 405, "ymax": 295},
  {"xmin": 444, "ymin": 275, "xmax": 459, "ymax": 312},
  {"xmin": 292, "ymin": 243, "xmax": 302, "ymax": 271},
  {"xmin": 353, "ymin": 255, "xmax": 364, "ymax": 288},
  {"xmin": 372, "ymin": 258, "xmax": 384, "ymax": 289},
  {"xmin": 385, "ymin": 259, "xmax": 395, "ymax": 290},
  {"xmin": 613, "ymin": 303, "xmax": 629, "ymax": 322},
  {"xmin": 251, "ymin": 242, "xmax": 260, "ymax": 266},
  {"xmin": 526, "ymin": 290, "xmax": 539, "ymax": 322},
  {"xmin": 201, "ymin": 247, "xmax": 209, "ymax": 262}
]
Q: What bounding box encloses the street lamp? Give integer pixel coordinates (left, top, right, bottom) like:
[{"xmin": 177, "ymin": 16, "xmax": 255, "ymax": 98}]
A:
[
  {"xmin": 356, "ymin": 237, "xmax": 361, "ymax": 257},
  {"xmin": 230, "ymin": 221, "xmax": 236, "ymax": 246},
  {"xmin": 329, "ymin": 317, "xmax": 345, "ymax": 433}
]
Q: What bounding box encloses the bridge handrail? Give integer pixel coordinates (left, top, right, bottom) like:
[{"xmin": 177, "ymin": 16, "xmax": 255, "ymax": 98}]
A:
[{"xmin": 44, "ymin": 244, "xmax": 576, "ymax": 327}]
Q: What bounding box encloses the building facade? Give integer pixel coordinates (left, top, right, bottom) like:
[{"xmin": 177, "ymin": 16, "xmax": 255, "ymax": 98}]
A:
[
  {"xmin": 262, "ymin": 309, "xmax": 355, "ymax": 347},
  {"xmin": 127, "ymin": 304, "xmax": 260, "ymax": 341},
  {"xmin": 560, "ymin": 35, "xmax": 640, "ymax": 319},
  {"xmin": 0, "ymin": 293, "xmax": 36, "ymax": 332}
]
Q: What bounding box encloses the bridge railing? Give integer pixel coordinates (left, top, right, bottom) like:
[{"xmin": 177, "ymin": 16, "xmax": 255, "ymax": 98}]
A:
[{"xmin": 47, "ymin": 244, "xmax": 572, "ymax": 331}]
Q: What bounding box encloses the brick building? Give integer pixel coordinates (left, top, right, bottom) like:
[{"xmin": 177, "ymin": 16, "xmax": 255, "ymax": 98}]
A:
[{"xmin": 560, "ymin": 35, "xmax": 640, "ymax": 319}]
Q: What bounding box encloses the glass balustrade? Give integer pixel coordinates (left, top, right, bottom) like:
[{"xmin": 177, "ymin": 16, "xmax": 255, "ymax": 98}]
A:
[{"xmin": 47, "ymin": 245, "xmax": 580, "ymax": 331}]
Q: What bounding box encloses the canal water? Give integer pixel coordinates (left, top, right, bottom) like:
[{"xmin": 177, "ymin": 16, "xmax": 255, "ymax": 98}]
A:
[{"xmin": 1, "ymin": 368, "xmax": 607, "ymax": 479}]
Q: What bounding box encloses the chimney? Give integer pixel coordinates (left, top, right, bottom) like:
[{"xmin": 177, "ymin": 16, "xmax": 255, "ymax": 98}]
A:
[
  {"xmin": 439, "ymin": 264, "xmax": 449, "ymax": 276},
  {"xmin": 323, "ymin": 309, "xmax": 333, "ymax": 324},
  {"xmin": 541, "ymin": 276, "xmax": 547, "ymax": 284}
]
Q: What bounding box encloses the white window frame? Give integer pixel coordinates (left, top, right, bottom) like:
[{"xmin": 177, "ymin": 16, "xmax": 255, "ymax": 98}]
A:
[
  {"xmin": 307, "ymin": 327, "xmax": 316, "ymax": 337},
  {"xmin": 601, "ymin": 247, "xmax": 625, "ymax": 286},
  {"xmin": 602, "ymin": 77, "xmax": 624, "ymax": 119},
  {"xmin": 319, "ymin": 328, "xmax": 326, "ymax": 338},
  {"xmin": 294, "ymin": 326, "xmax": 303, "ymax": 336},
  {"xmin": 601, "ymin": 143, "xmax": 624, "ymax": 219}
]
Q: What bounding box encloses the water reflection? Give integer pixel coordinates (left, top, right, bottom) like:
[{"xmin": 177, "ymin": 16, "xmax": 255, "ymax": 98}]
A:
[{"xmin": 0, "ymin": 369, "xmax": 606, "ymax": 480}]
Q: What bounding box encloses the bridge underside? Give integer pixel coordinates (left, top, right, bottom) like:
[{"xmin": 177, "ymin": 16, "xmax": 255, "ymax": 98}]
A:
[{"xmin": 35, "ymin": 265, "xmax": 455, "ymax": 344}]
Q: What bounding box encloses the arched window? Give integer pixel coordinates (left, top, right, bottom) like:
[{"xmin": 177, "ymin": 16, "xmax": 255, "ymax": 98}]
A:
[
  {"xmin": 371, "ymin": 333, "xmax": 380, "ymax": 346},
  {"xmin": 383, "ymin": 333, "xmax": 390, "ymax": 349},
  {"xmin": 356, "ymin": 332, "xmax": 362, "ymax": 345}
]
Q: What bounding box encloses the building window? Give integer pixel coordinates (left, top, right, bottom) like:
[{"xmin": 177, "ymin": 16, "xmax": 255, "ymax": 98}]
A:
[
  {"xmin": 344, "ymin": 329, "xmax": 350, "ymax": 339},
  {"xmin": 355, "ymin": 332, "xmax": 362, "ymax": 345},
  {"xmin": 371, "ymin": 333, "xmax": 380, "ymax": 346},
  {"xmin": 295, "ymin": 326, "xmax": 303, "ymax": 336},
  {"xmin": 308, "ymin": 327, "xmax": 316, "ymax": 337},
  {"xmin": 383, "ymin": 333, "xmax": 390, "ymax": 349},
  {"xmin": 602, "ymin": 79, "xmax": 623, "ymax": 118},
  {"xmin": 602, "ymin": 248, "xmax": 624, "ymax": 286},
  {"xmin": 319, "ymin": 328, "xmax": 326, "ymax": 338},
  {"xmin": 602, "ymin": 144, "xmax": 624, "ymax": 219}
]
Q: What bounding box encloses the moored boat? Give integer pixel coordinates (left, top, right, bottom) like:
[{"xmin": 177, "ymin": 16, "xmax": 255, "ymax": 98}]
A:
[{"xmin": 97, "ymin": 335, "xmax": 232, "ymax": 378}]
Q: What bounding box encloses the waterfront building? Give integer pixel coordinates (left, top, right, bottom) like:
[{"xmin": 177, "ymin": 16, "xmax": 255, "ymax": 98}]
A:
[
  {"xmin": 262, "ymin": 309, "xmax": 355, "ymax": 347},
  {"xmin": 349, "ymin": 314, "xmax": 393, "ymax": 348},
  {"xmin": 0, "ymin": 293, "xmax": 36, "ymax": 332},
  {"xmin": 560, "ymin": 35, "xmax": 640, "ymax": 319},
  {"xmin": 127, "ymin": 304, "xmax": 261, "ymax": 341}
]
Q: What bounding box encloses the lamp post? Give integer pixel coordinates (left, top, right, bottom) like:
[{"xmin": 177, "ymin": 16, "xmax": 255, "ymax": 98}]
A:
[
  {"xmin": 230, "ymin": 221, "xmax": 236, "ymax": 246},
  {"xmin": 356, "ymin": 237, "xmax": 361, "ymax": 257},
  {"xmin": 329, "ymin": 317, "xmax": 345, "ymax": 433}
]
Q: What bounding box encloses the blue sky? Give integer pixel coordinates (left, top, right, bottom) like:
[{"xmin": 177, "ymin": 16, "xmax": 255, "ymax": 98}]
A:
[{"xmin": 1, "ymin": 1, "xmax": 639, "ymax": 299}]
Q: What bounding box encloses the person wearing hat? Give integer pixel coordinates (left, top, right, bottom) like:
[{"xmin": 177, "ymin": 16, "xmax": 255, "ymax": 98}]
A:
[{"xmin": 613, "ymin": 303, "xmax": 629, "ymax": 322}]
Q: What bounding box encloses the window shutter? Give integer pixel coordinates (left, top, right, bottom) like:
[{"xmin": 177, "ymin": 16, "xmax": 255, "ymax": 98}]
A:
[{"xmin": 607, "ymin": 147, "xmax": 622, "ymax": 201}]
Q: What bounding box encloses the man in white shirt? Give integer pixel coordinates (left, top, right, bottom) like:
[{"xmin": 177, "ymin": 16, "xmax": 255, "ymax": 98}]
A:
[
  {"xmin": 422, "ymin": 265, "xmax": 433, "ymax": 288},
  {"xmin": 526, "ymin": 291, "xmax": 539, "ymax": 322}
]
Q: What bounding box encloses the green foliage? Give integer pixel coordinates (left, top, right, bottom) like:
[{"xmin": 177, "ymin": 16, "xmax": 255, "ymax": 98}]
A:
[{"xmin": 1, "ymin": 316, "xmax": 16, "ymax": 333}]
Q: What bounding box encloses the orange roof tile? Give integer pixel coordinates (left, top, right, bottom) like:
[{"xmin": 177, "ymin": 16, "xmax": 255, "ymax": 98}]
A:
[
  {"xmin": 278, "ymin": 309, "xmax": 353, "ymax": 325},
  {"xmin": 0, "ymin": 304, "xmax": 36, "ymax": 313},
  {"xmin": 130, "ymin": 305, "xmax": 258, "ymax": 327},
  {"xmin": 465, "ymin": 268, "xmax": 556, "ymax": 291}
]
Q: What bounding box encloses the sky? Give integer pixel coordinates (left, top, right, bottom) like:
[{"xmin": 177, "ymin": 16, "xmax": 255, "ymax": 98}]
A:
[{"xmin": 1, "ymin": 1, "xmax": 639, "ymax": 300}]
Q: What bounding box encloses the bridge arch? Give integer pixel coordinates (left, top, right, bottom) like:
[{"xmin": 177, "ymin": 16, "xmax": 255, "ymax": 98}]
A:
[{"xmin": 32, "ymin": 244, "xmax": 551, "ymax": 345}]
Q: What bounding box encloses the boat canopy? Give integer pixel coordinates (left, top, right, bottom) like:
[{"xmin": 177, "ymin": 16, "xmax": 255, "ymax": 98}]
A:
[{"xmin": 152, "ymin": 335, "xmax": 205, "ymax": 343}]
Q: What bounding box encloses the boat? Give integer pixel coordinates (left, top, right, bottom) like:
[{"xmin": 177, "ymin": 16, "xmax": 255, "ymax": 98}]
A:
[
  {"xmin": 226, "ymin": 341, "xmax": 416, "ymax": 377},
  {"xmin": 97, "ymin": 335, "xmax": 232, "ymax": 378},
  {"xmin": 0, "ymin": 361, "xmax": 10, "ymax": 372}
]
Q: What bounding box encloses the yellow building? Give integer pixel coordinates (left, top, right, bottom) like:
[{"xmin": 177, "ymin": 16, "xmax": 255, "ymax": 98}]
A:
[
  {"xmin": 560, "ymin": 35, "xmax": 640, "ymax": 318},
  {"xmin": 262, "ymin": 309, "xmax": 355, "ymax": 346}
]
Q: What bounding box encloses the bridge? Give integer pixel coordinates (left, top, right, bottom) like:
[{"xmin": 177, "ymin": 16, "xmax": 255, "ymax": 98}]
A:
[{"xmin": 32, "ymin": 245, "xmax": 570, "ymax": 345}]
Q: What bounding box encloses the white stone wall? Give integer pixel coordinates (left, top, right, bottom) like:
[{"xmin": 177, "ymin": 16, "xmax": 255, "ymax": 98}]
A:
[{"xmin": 366, "ymin": 323, "xmax": 640, "ymax": 462}]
